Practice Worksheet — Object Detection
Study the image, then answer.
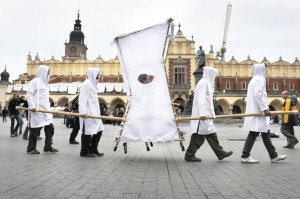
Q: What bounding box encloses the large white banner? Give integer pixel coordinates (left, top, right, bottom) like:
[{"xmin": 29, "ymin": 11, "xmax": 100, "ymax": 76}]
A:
[{"xmin": 114, "ymin": 20, "xmax": 179, "ymax": 142}]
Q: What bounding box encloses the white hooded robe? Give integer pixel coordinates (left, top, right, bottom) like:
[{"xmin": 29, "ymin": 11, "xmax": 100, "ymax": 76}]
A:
[
  {"xmin": 190, "ymin": 67, "xmax": 217, "ymax": 135},
  {"xmin": 79, "ymin": 68, "xmax": 104, "ymax": 135},
  {"xmin": 243, "ymin": 63, "xmax": 270, "ymax": 133},
  {"xmin": 26, "ymin": 65, "xmax": 52, "ymax": 128}
]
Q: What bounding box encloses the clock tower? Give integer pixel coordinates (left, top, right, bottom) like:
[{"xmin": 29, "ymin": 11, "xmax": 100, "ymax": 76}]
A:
[{"xmin": 63, "ymin": 11, "xmax": 88, "ymax": 61}]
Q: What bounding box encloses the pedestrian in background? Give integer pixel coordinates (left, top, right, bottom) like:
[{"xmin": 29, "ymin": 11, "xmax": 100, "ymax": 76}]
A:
[
  {"xmin": 280, "ymin": 91, "xmax": 298, "ymax": 149},
  {"xmin": 8, "ymin": 94, "xmax": 24, "ymax": 137},
  {"xmin": 2, "ymin": 106, "xmax": 8, "ymax": 122}
]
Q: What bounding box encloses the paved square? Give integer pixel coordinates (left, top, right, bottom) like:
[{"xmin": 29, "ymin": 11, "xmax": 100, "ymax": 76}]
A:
[{"xmin": 0, "ymin": 119, "xmax": 299, "ymax": 199}]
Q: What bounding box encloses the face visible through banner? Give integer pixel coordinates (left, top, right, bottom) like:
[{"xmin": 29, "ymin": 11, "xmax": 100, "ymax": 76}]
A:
[
  {"xmin": 114, "ymin": 20, "xmax": 179, "ymax": 142},
  {"xmin": 138, "ymin": 67, "xmax": 155, "ymax": 84}
]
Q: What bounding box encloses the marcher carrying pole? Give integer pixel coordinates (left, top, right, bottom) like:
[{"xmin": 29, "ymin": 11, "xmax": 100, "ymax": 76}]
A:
[
  {"xmin": 16, "ymin": 106, "xmax": 124, "ymax": 121},
  {"xmin": 176, "ymin": 110, "xmax": 299, "ymax": 122}
]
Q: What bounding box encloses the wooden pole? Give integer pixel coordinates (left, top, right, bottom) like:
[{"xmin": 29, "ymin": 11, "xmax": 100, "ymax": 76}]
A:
[
  {"xmin": 16, "ymin": 106, "xmax": 124, "ymax": 121},
  {"xmin": 176, "ymin": 110, "xmax": 299, "ymax": 122}
]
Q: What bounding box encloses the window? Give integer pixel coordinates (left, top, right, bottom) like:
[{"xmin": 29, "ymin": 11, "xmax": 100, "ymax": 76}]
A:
[
  {"xmin": 241, "ymin": 82, "xmax": 247, "ymax": 90},
  {"xmin": 174, "ymin": 66, "xmax": 186, "ymax": 85},
  {"xmin": 273, "ymin": 82, "xmax": 278, "ymax": 90},
  {"xmin": 226, "ymin": 81, "xmax": 230, "ymax": 90},
  {"xmin": 21, "ymin": 80, "xmax": 25, "ymax": 84},
  {"xmin": 289, "ymin": 82, "xmax": 294, "ymax": 90}
]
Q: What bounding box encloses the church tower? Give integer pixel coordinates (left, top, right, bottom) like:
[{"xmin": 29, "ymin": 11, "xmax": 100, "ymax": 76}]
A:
[{"xmin": 63, "ymin": 11, "xmax": 88, "ymax": 61}]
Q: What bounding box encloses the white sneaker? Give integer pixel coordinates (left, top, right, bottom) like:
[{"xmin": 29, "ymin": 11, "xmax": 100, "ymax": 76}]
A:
[
  {"xmin": 241, "ymin": 156, "xmax": 259, "ymax": 164},
  {"xmin": 271, "ymin": 154, "xmax": 287, "ymax": 163}
]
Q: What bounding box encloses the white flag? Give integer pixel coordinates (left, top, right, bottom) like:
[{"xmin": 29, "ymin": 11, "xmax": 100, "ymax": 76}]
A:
[{"xmin": 114, "ymin": 20, "xmax": 179, "ymax": 142}]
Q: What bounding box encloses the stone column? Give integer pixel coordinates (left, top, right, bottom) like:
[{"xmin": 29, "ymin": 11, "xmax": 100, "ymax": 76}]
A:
[{"xmin": 225, "ymin": 104, "xmax": 233, "ymax": 124}]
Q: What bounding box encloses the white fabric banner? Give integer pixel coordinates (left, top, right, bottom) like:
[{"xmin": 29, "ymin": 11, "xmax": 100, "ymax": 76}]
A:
[
  {"xmin": 105, "ymin": 83, "xmax": 114, "ymax": 92},
  {"xmin": 6, "ymin": 85, "xmax": 13, "ymax": 93},
  {"xmin": 114, "ymin": 20, "xmax": 178, "ymax": 142},
  {"xmin": 114, "ymin": 83, "xmax": 124, "ymax": 92},
  {"xmin": 22, "ymin": 84, "xmax": 29, "ymax": 92},
  {"xmin": 58, "ymin": 83, "xmax": 68, "ymax": 93},
  {"xmin": 68, "ymin": 84, "xmax": 78, "ymax": 94},
  {"xmin": 97, "ymin": 83, "xmax": 105, "ymax": 93},
  {"xmin": 13, "ymin": 84, "xmax": 23, "ymax": 91},
  {"xmin": 49, "ymin": 84, "xmax": 59, "ymax": 92}
]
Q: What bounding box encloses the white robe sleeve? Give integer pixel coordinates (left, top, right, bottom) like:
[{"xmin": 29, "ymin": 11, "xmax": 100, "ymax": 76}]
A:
[
  {"xmin": 254, "ymin": 79, "xmax": 268, "ymax": 111},
  {"xmin": 79, "ymin": 82, "xmax": 89, "ymax": 115},
  {"xmin": 197, "ymin": 84, "xmax": 208, "ymax": 117},
  {"xmin": 26, "ymin": 80, "xmax": 37, "ymax": 109}
]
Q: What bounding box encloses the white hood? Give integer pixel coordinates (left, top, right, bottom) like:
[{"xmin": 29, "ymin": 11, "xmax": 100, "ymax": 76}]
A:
[
  {"xmin": 203, "ymin": 66, "xmax": 218, "ymax": 86},
  {"xmin": 252, "ymin": 63, "xmax": 266, "ymax": 78},
  {"xmin": 87, "ymin": 67, "xmax": 100, "ymax": 89},
  {"xmin": 37, "ymin": 65, "xmax": 50, "ymax": 85}
]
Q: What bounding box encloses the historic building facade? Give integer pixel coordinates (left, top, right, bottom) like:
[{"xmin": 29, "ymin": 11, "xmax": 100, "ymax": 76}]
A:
[{"xmin": 8, "ymin": 15, "xmax": 300, "ymax": 114}]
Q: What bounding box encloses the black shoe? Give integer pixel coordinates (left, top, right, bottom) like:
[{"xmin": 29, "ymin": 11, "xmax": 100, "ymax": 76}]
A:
[
  {"xmin": 80, "ymin": 153, "xmax": 95, "ymax": 157},
  {"xmin": 44, "ymin": 147, "xmax": 59, "ymax": 152},
  {"xmin": 291, "ymin": 140, "xmax": 299, "ymax": 148},
  {"xmin": 283, "ymin": 144, "xmax": 294, "ymax": 149},
  {"xmin": 218, "ymin": 151, "xmax": 233, "ymax": 160},
  {"xmin": 185, "ymin": 156, "xmax": 202, "ymax": 162},
  {"xmin": 23, "ymin": 137, "xmax": 28, "ymax": 140},
  {"xmin": 27, "ymin": 149, "xmax": 40, "ymax": 154},
  {"xmin": 69, "ymin": 140, "xmax": 79, "ymax": 144},
  {"xmin": 94, "ymin": 151, "xmax": 104, "ymax": 156}
]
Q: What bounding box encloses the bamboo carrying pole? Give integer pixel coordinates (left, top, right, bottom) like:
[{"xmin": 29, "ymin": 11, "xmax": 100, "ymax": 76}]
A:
[
  {"xmin": 176, "ymin": 110, "xmax": 299, "ymax": 122},
  {"xmin": 16, "ymin": 106, "xmax": 124, "ymax": 121}
]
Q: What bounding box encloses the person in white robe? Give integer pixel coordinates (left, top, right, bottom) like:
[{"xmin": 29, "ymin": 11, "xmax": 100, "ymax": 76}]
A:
[
  {"xmin": 241, "ymin": 63, "xmax": 286, "ymax": 163},
  {"xmin": 185, "ymin": 67, "xmax": 233, "ymax": 162},
  {"xmin": 26, "ymin": 65, "xmax": 58, "ymax": 154},
  {"xmin": 79, "ymin": 67, "xmax": 105, "ymax": 157}
]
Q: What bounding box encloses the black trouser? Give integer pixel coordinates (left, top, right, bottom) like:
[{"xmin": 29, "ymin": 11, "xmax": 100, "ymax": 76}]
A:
[
  {"xmin": 69, "ymin": 117, "xmax": 79, "ymax": 142},
  {"xmin": 185, "ymin": 133, "xmax": 228, "ymax": 159},
  {"xmin": 22, "ymin": 123, "xmax": 30, "ymax": 139},
  {"xmin": 27, "ymin": 124, "xmax": 54, "ymax": 152},
  {"xmin": 80, "ymin": 123, "xmax": 102, "ymax": 155},
  {"xmin": 241, "ymin": 131, "xmax": 278, "ymax": 159}
]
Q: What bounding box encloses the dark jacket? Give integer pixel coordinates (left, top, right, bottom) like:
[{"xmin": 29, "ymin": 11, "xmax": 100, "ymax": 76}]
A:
[
  {"xmin": 8, "ymin": 99, "xmax": 20, "ymax": 115},
  {"xmin": 2, "ymin": 108, "xmax": 8, "ymax": 117},
  {"xmin": 8, "ymin": 98, "xmax": 26, "ymax": 116}
]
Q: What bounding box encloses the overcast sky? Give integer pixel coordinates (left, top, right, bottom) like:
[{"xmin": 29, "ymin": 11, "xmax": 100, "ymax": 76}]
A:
[{"xmin": 1, "ymin": 0, "xmax": 299, "ymax": 80}]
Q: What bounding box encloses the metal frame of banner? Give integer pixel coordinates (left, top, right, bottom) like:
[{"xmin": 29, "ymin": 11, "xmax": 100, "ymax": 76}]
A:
[
  {"xmin": 162, "ymin": 18, "xmax": 185, "ymax": 151},
  {"xmin": 113, "ymin": 38, "xmax": 132, "ymax": 153}
]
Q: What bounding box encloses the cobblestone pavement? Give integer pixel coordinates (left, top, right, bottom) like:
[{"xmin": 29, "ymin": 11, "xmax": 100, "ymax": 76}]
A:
[{"xmin": 0, "ymin": 119, "xmax": 299, "ymax": 199}]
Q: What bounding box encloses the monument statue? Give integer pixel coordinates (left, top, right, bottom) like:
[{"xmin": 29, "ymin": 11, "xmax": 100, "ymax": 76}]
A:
[{"xmin": 197, "ymin": 46, "xmax": 205, "ymax": 69}]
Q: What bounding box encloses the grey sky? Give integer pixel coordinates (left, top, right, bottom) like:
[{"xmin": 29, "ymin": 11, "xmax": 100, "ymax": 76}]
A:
[{"xmin": 1, "ymin": 0, "xmax": 299, "ymax": 80}]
